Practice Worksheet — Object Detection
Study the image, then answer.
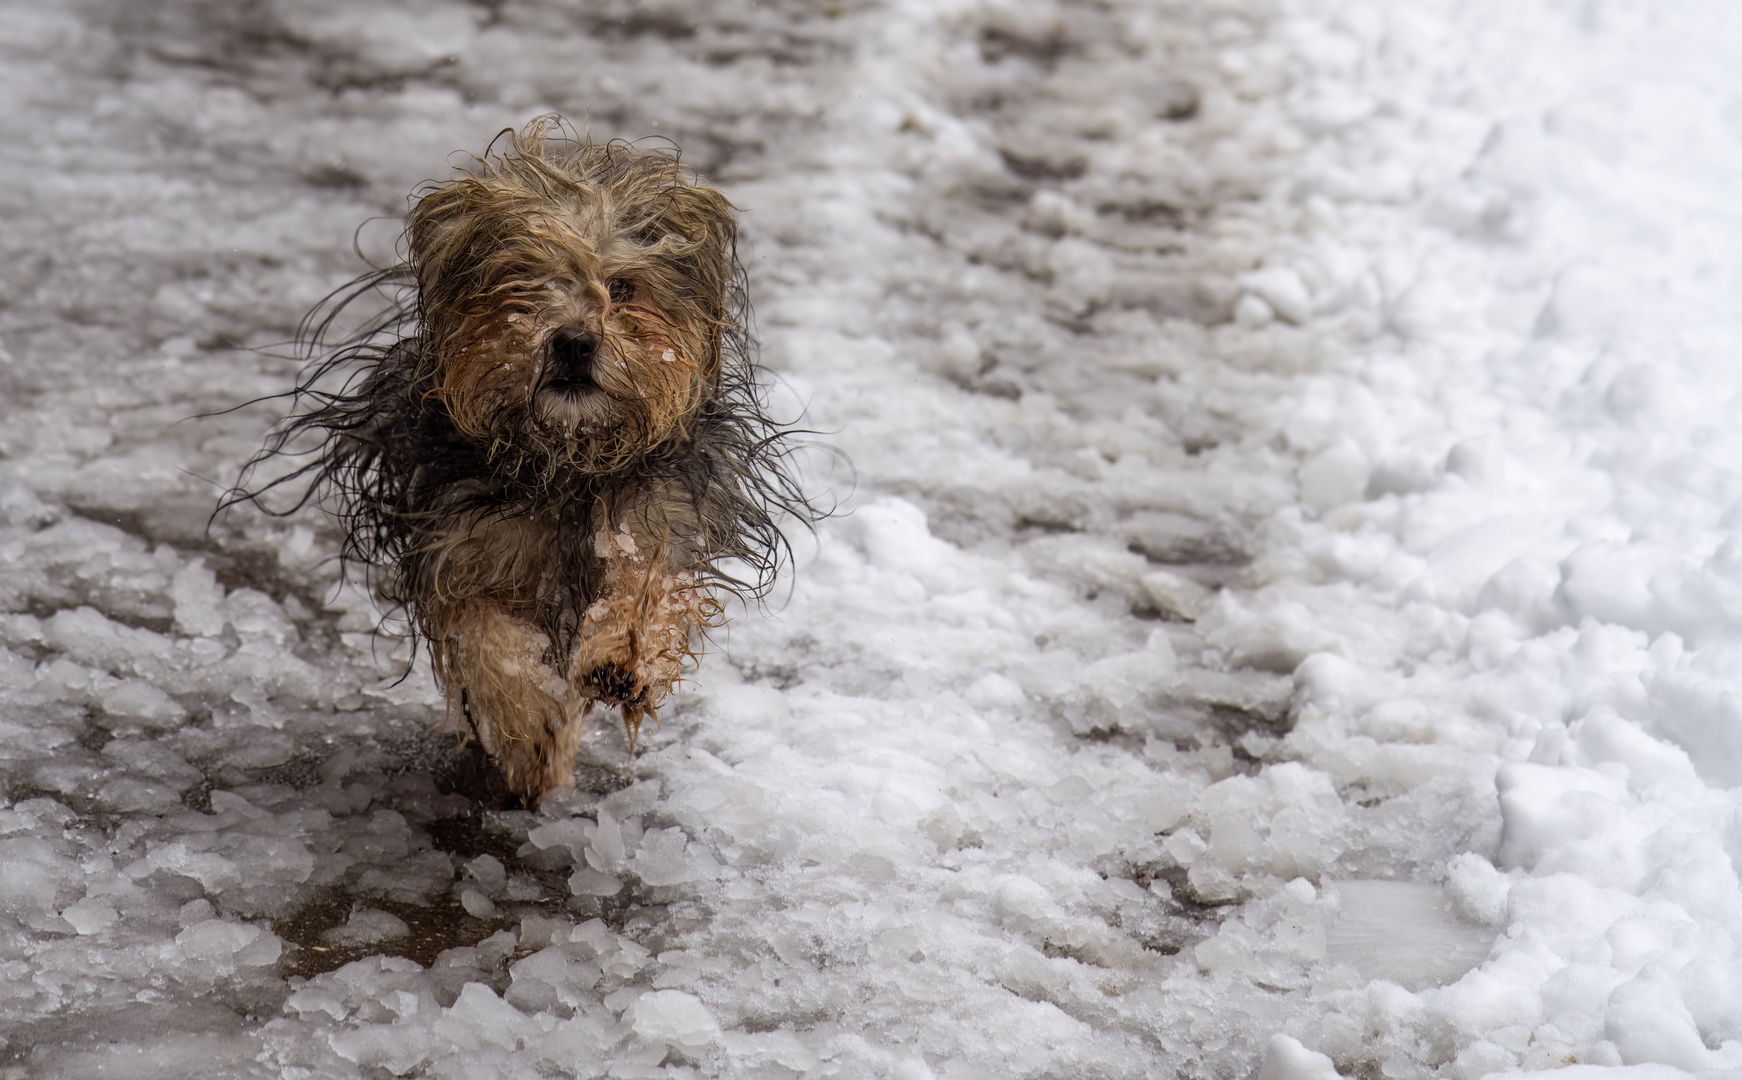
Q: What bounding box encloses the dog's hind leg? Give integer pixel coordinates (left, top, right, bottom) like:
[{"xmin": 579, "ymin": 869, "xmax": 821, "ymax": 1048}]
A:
[{"xmin": 435, "ymin": 600, "xmax": 578, "ymax": 803}]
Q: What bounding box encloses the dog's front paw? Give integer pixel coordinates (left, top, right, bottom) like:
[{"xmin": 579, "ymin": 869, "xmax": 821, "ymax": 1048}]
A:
[{"xmin": 580, "ymin": 660, "xmax": 647, "ymax": 708}]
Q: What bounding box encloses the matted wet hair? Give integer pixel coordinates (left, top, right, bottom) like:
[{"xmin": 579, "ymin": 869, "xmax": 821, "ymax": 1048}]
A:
[{"xmin": 226, "ymin": 118, "xmax": 821, "ymax": 658}]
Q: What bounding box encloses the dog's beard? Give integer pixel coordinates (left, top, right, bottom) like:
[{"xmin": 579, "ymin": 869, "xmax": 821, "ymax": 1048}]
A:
[
  {"xmin": 527, "ymin": 332, "xmax": 692, "ymax": 466},
  {"xmin": 532, "ymin": 326, "xmax": 620, "ymax": 432},
  {"xmin": 535, "ymin": 375, "xmax": 620, "ymax": 431}
]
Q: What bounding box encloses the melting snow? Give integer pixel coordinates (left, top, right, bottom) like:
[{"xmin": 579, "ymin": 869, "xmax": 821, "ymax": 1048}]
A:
[{"xmin": 1, "ymin": 0, "xmax": 1740, "ymax": 1078}]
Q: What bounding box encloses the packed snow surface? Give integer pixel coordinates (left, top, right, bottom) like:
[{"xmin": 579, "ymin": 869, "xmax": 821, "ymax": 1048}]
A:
[{"xmin": 2, "ymin": 0, "xmax": 1741, "ymax": 1077}]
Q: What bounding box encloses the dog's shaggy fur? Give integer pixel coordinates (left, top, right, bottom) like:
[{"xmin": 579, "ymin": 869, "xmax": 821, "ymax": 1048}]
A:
[{"xmin": 230, "ymin": 118, "xmax": 812, "ymax": 802}]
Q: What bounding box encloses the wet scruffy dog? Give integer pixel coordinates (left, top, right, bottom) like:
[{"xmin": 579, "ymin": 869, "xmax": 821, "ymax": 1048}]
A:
[{"xmin": 233, "ymin": 118, "xmax": 811, "ymax": 804}]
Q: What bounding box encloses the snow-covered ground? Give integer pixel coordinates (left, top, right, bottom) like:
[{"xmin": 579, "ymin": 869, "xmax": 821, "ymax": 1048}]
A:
[{"xmin": 2, "ymin": 0, "xmax": 1741, "ymax": 1077}]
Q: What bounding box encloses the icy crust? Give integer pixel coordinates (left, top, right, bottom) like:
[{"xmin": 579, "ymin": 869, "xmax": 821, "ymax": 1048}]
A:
[{"xmin": 3, "ymin": 0, "xmax": 1742, "ymax": 1077}]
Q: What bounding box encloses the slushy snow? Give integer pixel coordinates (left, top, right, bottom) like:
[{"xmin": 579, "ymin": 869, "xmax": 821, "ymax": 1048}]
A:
[{"xmin": 1, "ymin": 0, "xmax": 1741, "ymax": 1077}]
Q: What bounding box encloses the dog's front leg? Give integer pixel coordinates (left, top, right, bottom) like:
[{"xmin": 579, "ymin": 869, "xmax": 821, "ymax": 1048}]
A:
[
  {"xmin": 437, "ymin": 600, "xmax": 578, "ymax": 800},
  {"xmin": 569, "ymin": 519, "xmax": 714, "ymax": 752}
]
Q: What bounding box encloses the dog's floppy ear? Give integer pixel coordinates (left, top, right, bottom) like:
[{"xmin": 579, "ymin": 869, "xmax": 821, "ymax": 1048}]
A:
[
  {"xmin": 406, "ymin": 183, "xmax": 470, "ymax": 296},
  {"xmin": 634, "ymin": 180, "xmax": 737, "ymax": 317},
  {"xmin": 406, "ymin": 177, "xmax": 516, "ymax": 321}
]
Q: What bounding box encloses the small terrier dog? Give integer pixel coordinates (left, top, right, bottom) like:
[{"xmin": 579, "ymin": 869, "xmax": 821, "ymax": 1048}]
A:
[{"xmin": 234, "ymin": 118, "xmax": 809, "ymax": 803}]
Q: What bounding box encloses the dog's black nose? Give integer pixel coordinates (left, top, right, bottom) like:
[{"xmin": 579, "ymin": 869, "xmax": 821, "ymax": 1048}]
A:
[
  {"xmin": 550, "ymin": 330, "xmax": 599, "ymax": 381},
  {"xmin": 546, "ymin": 331, "xmax": 603, "ymax": 399}
]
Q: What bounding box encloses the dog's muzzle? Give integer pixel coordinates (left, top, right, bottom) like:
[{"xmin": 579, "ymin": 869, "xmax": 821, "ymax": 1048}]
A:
[{"xmin": 544, "ymin": 329, "xmax": 601, "ymax": 399}]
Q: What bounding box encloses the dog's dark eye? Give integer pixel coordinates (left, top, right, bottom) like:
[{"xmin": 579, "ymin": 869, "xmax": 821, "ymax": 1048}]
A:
[{"xmin": 608, "ymin": 278, "xmax": 634, "ymax": 304}]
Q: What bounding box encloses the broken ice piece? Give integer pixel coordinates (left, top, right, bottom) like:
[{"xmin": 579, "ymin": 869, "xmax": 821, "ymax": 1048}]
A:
[
  {"xmin": 61, "ymin": 897, "xmax": 119, "ymax": 935},
  {"xmin": 1141, "ymin": 570, "xmax": 1213, "ymax": 620},
  {"xmin": 321, "ymin": 908, "xmax": 410, "ymax": 947},
  {"xmin": 569, "ymin": 868, "xmax": 623, "ymax": 896},
  {"xmin": 459, "ymin": 886, "xmax": 498, "ymax": 918}
]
